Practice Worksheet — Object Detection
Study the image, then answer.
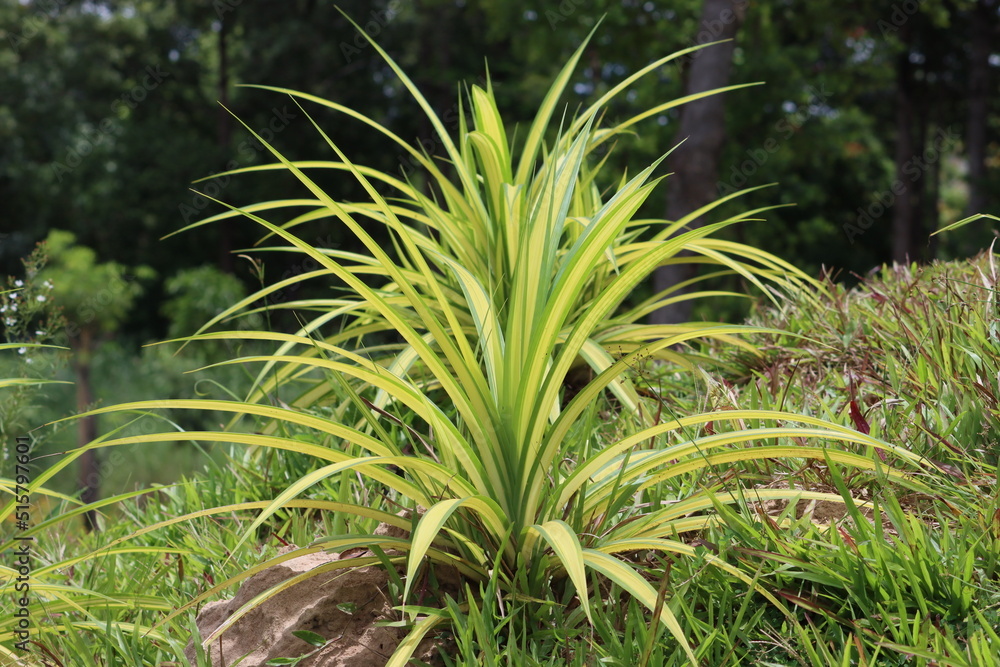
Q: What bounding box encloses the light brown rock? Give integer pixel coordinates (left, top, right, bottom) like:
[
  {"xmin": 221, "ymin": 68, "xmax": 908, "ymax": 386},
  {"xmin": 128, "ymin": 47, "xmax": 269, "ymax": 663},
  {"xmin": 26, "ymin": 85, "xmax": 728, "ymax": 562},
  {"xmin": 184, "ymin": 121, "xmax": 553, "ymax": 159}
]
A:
[{"xmin": 184, "ymin": 543, "xmax": 450, "ymax": 667}]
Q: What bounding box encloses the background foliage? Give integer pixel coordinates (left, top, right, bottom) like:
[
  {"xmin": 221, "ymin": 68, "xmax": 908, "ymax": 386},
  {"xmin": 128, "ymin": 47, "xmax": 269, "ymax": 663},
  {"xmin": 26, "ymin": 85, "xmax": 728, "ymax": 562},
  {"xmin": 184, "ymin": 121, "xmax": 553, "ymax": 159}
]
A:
[
  {"xmin": 3, "ymin": 0, "xmax": 998, "ymax": 308},
  {"xmin": 1, "ymin": 0, "xmax": 997, "ymax": 501}
]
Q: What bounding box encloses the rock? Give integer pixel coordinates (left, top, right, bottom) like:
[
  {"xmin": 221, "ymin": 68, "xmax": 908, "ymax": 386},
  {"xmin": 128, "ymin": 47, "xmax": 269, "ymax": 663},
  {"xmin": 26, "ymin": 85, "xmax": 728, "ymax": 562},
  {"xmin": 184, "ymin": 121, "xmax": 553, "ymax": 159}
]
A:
[{"xmin": 184, "ymin": 542, "xmax": 450, "ymax": 667}]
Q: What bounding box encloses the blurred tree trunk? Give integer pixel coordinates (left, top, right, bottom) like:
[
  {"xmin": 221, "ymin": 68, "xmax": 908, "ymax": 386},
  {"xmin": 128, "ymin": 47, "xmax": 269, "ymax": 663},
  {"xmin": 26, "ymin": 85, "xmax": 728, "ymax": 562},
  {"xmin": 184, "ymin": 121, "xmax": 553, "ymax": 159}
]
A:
[
  {"xmin": 927, "ymin": 114, "xmax": 942, "ymax": 260},
  {"xmin": 651, "ymin": 0, "xmax": 745, "ymax": 324},
  {"xmin": 913, "ymin": 72, "xmax": 930, "ymax": 260},
  {"xmin": 73, "ymin": 327, "xmax": 99, "ymax": 531},
  {"xmin": 891, "ymin": 30, "xmax": 922, "ymax": 264},
  {"xmin": 965, "ymin": 0, "xmax": 994, "ymax": 218},
  {"xmin": 217, "ymin": 13, "xmax": 234, "ymax": 273}
]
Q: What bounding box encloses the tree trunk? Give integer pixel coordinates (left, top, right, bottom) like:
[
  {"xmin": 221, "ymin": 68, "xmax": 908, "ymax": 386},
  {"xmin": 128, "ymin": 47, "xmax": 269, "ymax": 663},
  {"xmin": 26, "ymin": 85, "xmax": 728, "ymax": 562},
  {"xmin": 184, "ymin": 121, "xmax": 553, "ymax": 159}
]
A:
[
  {"xmin": 650, "ymin": 0, "xmax": 745, "ymax": 324},
  {"xmin": 73, "ymin": 327, "xmax": 99, "ymax": 531},
  {"xmin": 891, "ymin": 39, "xmax": 918, "ymax": 264},
  {"xmin": 965, "ymin": 0, "xmax": 993, "ymax": 217},
  {"xmin": 927, "ymin": 121, "xmax": 942, "ymax": 259},
  {"xmin": 217, "ymin": 13, "xmax": 234, "ymax": 273},
  {"xmin": 912, "ymin": 81, "xmax": 930, "ymax": 261}
]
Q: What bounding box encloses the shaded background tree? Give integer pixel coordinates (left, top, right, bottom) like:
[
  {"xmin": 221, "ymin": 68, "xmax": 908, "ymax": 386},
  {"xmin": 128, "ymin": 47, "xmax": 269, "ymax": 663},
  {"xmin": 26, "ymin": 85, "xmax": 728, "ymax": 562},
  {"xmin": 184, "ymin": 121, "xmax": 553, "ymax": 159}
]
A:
[
  {"xmin": 1, "ymin": 0, "xmax": 998, "ymax": 502},
  {"xmin": 651, "ymin": 0, "xmax": 745, "ymax": 324},
  {"xmin": 37, "ymin": 230, "xmax": 153, "ymax": 529}
]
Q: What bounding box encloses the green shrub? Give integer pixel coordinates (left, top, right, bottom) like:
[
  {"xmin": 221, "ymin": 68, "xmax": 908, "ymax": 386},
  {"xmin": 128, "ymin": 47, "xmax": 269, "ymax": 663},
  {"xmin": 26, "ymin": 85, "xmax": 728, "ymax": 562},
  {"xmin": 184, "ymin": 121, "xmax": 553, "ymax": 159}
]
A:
[{"xmin": 53, "ymin": 22, "xmax": 938, "ymax": 665}]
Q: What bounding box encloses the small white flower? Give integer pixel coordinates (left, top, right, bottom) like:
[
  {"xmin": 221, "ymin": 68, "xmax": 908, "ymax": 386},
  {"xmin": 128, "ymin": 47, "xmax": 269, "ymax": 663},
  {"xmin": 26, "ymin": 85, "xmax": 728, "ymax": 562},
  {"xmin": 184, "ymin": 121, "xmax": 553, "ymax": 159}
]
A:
[
  {"xmin": 9, "ymin": 291, "xmax": 18, "ymax": 299},
  {"xmin": 35, "ymin": 330, "xmax": 44, "ymax": 336},
  {"xmin": 0, "ymin": 306, "xmax": 5, "ymax": 314},
  {"xmin": 25, "ymin": 357, "xmax": 32, "ymax": 364},
  {"xmin": 36, "ymin": 295, "xmax": 46, "ymax": 302},
  {"xmin": 14, "ymin": 280, "xmax": 23, "ymax": 287},
  {"xmin": 4, "ymin": 318, "xmax": 14, "ymax": 327},
  {"xmin": 10, "ymin": 304, "xmax": 17, "ymax": 312},
  {"xmin": 44, "ymin": 280, "xmax": 53, "ymax": 290},
  {"xmin": 18, "ymin": 347, "xmax": 26, "ymax": 354}
]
